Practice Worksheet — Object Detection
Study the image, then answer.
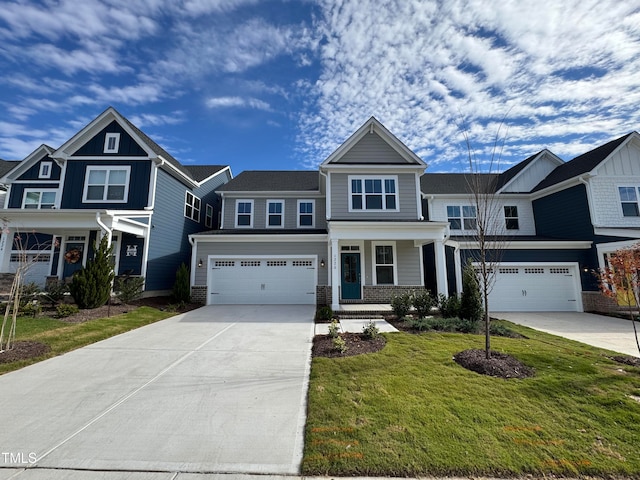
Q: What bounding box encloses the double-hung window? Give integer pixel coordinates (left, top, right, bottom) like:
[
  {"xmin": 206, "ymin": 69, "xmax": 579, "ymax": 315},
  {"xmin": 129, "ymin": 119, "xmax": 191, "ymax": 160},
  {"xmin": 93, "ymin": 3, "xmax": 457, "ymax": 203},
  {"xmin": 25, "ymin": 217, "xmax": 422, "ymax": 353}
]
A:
[
  {"xmin": 373, "ymin": 242, "xmax": 396, "ymax": 285},
  {"xmin": 267, "ymin": 200, "xmax": 284, "ymax": 227},
  {"xmin": 236, "ymin": 200, "xmax": 253, "ymax": 227},
  {"xmin": 297, "ymin": 200, "xmax": 314, "ymax": 227},
  {"xmin": 504, "ymin": 206, "xmax": 519, "ymax": 230},
  {"xmin": 447, "ymin": 205, "xmax": 477, "ymax": 230},
  {"xmin": 349, "ymin": 176, "xmax": 398, "ymax": 211},
  {"xmin": 23, "ymin": 190, "xmax": 56, "ymax": 209},
  {"xmin": 184, "ymin": 192, "xmax": 201, "ymax": 222},
  {"xmin": 82, "ymin": 166, "xmax": 130, "ymax": 203},
  {"xmin": 205, "ymin": 204, "xmax": 214, "ymax": 228},
  {"xmin": 619, "ymin": 186, "xmax": 640, "ymax": 217}
]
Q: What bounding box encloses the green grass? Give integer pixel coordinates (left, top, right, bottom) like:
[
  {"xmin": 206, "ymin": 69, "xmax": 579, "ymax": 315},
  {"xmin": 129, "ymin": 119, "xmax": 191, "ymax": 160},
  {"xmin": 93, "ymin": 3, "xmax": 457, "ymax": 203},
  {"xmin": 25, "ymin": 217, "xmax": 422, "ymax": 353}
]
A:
[
  {"xmin": 0, "ymin": 306, "xmax": 173, "ymax": 375},
  {"xmin": 304, "ymin": 321, "xmax": 640, "ymax": 478}
]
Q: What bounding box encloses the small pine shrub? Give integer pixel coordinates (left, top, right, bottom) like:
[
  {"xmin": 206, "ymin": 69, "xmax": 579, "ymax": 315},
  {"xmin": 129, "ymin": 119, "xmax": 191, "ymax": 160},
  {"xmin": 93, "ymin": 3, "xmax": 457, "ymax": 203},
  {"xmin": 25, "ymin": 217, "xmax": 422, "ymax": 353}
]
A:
[
  {"xmin": 407, "ymin": 317, "xmax": 431, "ymax": 331},
  {"xmin": 412, "ymin": 290, "xmax": 435, "ymax": 318},
  {"xmin": 172, "ymin": 263, "xmax": 191, "ymax": 304},
  {"xmin": 391, "ymin": 292, "xmax": 412, "ymax": 318},
  {"xmin": 316, "ymin": 306, "xmax": 333, "ymax": 321},
  {"xmin": 19, "ymin": 282, "xmax": 41, "ymax": 307},
  {"xmin": 362, "ymin": 320, "xmax": 380, "ymax": 339},
  {"xmin": 437, "ymin": 294, "xmax": 461, "ymax": 318},
  {"xmin": 460, "ymin": 261, "xmax": 484, "ymax": 322},
  {"xmin": 43, "ymin": 280, "xmax": 68, "ymax": 308},
  {"xmin": 20, "ymin": 301, "xmax": 41, "ymax": 317},
  {"xmin": 328, "ymin": 319, "xmax": 340, "ymax": 338},
  {"xmin": 56, "ymin": 303, "xmax": 79, "ymax": 318},
  {"xmin": 114, "ymin": 276, "xmax": 145, "ymax": 304},
  {"xmin": 332, "ymin": 335, "xmax": 347, "ymax": 354},
  {"xmin": 68, "ymin": 236, "xmax": 114, "ymax": 309},
  {"xmin": 490, "ymin": 322, "xmax": 518, "ymax": 337}
]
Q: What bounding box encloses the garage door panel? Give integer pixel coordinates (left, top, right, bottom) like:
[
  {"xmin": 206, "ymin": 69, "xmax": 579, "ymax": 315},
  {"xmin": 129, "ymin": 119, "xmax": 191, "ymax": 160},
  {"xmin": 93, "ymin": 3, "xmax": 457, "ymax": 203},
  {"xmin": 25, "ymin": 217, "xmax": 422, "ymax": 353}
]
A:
[
  {"xmin": 488, "ymin": 264, "xmax": 579, "ymax": 312},
  {"xmin": 209, "ymin": 258, "xmax": 316, "ymax": 305}
]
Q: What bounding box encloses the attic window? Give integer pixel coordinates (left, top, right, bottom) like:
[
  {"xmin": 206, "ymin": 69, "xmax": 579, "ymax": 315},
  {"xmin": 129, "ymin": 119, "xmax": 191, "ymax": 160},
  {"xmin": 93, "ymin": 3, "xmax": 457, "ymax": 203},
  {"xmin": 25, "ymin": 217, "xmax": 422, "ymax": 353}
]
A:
[
  {"xmin": 104, "ymin": 133, "xmax": 120, "ymax": 153},
  {"xmin": 39, "ymin": 161, "xmax": 52, "ymax": 179}
]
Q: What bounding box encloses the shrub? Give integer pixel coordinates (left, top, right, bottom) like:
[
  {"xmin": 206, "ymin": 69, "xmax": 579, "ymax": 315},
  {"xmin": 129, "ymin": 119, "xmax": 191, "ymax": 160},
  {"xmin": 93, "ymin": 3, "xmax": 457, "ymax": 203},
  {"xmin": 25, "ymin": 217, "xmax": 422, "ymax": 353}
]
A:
[
  {"xmin": 316, "ymin": 306, "xmax": 333, "ymax": 322},
  {"xmin": 391, "ymin": 292, "xmax": 412, "ymax": 318},
  {"xmin": 114, "ymin": 276, "xmax": 145, "ymax": 304},
  {"xmin": 20, "ymin": 301, "xmax": 41, "ymax": 317},
  {"xmin": 328, "ymin": 319, "xmax": 340, "ymax": 338},
  {"xmin": 19, "ymin": 282, "xmax": 41, "ymax": 307},
  {"xmin": 68, "ymin": 236, "xmax": 114, "ymax": 309},
  {"xmin": 460, "ymin": 262, "xmax": 483, "ymax": 322},
  {"xmin": 362, "ymin": 320, "xmax": 380, "ymax": 339},
  {"xmin": 437, "ymin": 294, "xmax": 460, "ymax": 318},
  {"xmin": 172, "ymin": 263, "xmax": 191, "ymax": 304},
  {"xmin": 43, "ymin": 280, "xmax": 68, "ymax": 308},
  {"xmin": 56, "ymin": 303, "xmax": 79, "ymax": 318},
  {"xmin": 408, "ymin": 316, "xmax": 431, "ymax": 331},
  {"xmin": 332, "ymin": 335, "xmax": 347, "ymax": 354},
  {"xmin": 412, "ymin": 290, "xmax": 435, "ymax": 318}
]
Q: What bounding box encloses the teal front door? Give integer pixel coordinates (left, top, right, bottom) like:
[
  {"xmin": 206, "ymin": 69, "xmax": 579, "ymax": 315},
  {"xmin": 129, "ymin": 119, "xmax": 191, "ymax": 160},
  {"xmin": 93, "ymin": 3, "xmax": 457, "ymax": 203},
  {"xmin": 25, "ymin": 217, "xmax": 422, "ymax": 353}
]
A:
[
  {"xmin": 62, "ymin": 242, "xmax": 85, "ymax": 279},
  {"xmin": 341, "ymin": 253, "xmax": 361, "ymax": 300}
]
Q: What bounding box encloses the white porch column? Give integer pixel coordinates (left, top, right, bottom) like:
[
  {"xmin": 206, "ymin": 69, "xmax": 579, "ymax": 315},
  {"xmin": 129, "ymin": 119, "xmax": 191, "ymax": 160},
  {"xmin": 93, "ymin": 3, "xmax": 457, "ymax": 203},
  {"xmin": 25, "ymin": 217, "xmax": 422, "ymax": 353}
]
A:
[
  {"xmin": 331, "ymin": 238, "xmax": 340, "ymax": 310},
  {"xmin": 434, "ymin": 240, "xmax": 448, "ymax": 297},
  {"xmin": 454, "ymin": 246, "xmax": 463, "ymax": 295},
  {"xmin": 0, "ymin": 227, "xmax": 13, "ymax": 273}
]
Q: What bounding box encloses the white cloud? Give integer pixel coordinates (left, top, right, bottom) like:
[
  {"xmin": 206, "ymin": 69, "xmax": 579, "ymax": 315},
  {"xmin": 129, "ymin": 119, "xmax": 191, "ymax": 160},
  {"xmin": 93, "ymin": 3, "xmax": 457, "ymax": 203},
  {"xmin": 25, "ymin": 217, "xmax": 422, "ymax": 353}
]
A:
[{"xmin": 205, "ymin": 96, "xmax": 271, "ymax": 110}]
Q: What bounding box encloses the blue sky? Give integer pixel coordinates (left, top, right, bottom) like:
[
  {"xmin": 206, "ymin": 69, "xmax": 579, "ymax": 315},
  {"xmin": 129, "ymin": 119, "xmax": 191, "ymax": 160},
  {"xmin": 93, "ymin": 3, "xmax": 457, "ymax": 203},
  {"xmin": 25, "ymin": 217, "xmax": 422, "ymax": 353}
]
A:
[{"xmin": 1, "ymin": 0, "xmax": 640, "ymax": 175}]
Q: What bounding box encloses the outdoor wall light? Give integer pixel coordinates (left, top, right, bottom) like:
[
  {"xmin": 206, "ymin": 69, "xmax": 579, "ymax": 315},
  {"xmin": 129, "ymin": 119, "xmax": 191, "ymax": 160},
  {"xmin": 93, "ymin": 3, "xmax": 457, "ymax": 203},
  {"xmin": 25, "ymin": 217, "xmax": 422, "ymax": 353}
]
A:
[
  {"xmin": 198, "ymin": 258, "xmax": 203, "ymax": 268},
  {"xmin": 320, "ymin": 258, "xmax": 326, "ymax": 268}
]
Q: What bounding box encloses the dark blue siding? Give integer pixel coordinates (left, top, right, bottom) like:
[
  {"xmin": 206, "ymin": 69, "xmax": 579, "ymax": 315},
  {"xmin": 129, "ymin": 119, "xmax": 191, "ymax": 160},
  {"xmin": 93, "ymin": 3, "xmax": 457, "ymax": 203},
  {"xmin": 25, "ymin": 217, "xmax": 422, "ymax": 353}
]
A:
[
  {"xmin": 17, "ymin": 156, "xmax": 61, "ymax": 181},
  {"xmin": 118, "ymin": 233, "xmax": 144, "ymax": 275},
  {"xmin": 73, "ymin": 121, "xmax": 147, "ymax": 157},
  {"xmin": 8, "ymin": 184, "xmax": 59, "ymax": 208},
  {"xmin": 13, "ymin": 233, "xmax": 53, "ymax": 250},
  {"xmin": 533, "ymin": 185, "xmax": 593, "ymax": 239},
  {"xmin": 60, "ymin": 160, "xmax": 151, "ymax": 209}
]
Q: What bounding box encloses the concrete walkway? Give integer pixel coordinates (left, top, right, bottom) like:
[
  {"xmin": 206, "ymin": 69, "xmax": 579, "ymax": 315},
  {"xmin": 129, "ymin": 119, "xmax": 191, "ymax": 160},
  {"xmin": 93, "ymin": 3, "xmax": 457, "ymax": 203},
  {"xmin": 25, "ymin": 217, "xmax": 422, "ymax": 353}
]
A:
[
  {"xmin": 0, "ymin": 305, "xmax": 315, "ymax": 476},
  {"xmin": 494, "ymin": 311, "xmax": 640, "ymax": 357}
]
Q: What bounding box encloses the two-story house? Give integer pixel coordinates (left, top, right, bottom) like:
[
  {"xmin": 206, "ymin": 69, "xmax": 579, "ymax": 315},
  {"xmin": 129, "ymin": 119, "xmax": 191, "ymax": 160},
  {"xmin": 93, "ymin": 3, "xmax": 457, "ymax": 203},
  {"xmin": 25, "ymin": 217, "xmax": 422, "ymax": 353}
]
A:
[
  {"xmin": 0, "ymin": 107, "xmax": 231, "ymax": 293},
  {"xmin": 189, "ymin": 117, "xmax": 451, "ymax": 309}
]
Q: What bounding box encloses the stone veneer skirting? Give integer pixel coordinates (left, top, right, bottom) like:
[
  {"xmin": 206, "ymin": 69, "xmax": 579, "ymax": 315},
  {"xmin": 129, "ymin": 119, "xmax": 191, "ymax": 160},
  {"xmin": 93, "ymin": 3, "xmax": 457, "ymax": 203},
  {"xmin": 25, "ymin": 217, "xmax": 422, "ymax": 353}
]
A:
[
  {"xmin": 191, "ymin": 285, "xmax": 207, "ymax": 305},
  {"xmin": 316, "ymin": 285, "xmax": 426, "ymax": 307}
]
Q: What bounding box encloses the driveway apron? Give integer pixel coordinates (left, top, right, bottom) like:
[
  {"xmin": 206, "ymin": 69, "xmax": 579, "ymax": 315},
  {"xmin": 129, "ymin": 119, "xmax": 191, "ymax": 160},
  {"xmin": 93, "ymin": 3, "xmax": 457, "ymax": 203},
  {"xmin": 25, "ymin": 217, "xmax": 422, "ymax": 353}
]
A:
[{"xmin": 0, "ymin": 305, "xmax": 315, "ymax": 475}]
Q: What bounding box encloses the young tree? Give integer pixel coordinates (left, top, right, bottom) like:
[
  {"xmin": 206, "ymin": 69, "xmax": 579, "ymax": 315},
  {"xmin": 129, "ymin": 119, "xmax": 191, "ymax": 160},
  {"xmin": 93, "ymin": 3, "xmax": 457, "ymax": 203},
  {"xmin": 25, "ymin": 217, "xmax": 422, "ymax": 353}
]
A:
[
  {"xmin": 597, "ymin": 244, "xmax": 640, "ymax": 355},
  {"xmin": 460, "ymin": 260, "xmax": 484, "ymax": 323},
  {"xmin": 462, "ymin": 121, "xmax": 511, "ymax": 359},
  {"xmin": 69, "ymin": 236, "xmax": 114, "ymax": 309}
]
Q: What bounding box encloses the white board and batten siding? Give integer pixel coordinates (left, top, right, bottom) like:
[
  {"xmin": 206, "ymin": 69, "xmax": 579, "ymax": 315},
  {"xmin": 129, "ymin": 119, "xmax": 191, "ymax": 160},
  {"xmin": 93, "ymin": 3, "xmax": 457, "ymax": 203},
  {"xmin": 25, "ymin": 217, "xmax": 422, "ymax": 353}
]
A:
[
  {"xmin": 207, "ymin": 255, "xmax": 317, "ymax": 305},
  {"xmin": 486, "ymin": 263, "xmax": 582, "ymax": 312}
]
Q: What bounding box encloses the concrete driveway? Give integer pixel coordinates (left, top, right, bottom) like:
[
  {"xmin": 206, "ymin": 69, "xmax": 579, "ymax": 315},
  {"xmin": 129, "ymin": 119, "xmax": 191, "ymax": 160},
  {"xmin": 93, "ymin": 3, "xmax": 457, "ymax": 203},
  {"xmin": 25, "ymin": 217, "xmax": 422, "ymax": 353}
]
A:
[
  {"xmin": 495, "ymin": 311, "xmax": 640, "ymax": 357},
  {"xmin": 0, "ymin": 304, "xmax": 315, "ymax": 477}
]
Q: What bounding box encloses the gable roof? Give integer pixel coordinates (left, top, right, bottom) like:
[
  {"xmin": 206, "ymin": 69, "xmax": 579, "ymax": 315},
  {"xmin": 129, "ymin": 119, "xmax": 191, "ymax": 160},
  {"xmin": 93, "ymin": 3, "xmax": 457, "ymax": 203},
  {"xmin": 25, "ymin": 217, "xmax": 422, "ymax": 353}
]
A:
[
  {"xmin": 495, "ymin": 151, "xmax": 540, "ymax": 190},
  {"xmin": 420, "ymin": 173, "xmax": 500, "ymax": 195},
  {"xmin": 0, "ymin": 159, "xmax": 21, "ymax": 178},
  {"xmin": 183, "ymin": 165, "xmax": 229, "ymax": 182},
  {"xmin": 218, "ymin": 171, "xmax": 319, "ymax": 192},
  {"xmin": 532, "ymin": 133, "xmax": 635, "ymax": 192},
  {"xmin": 0, "ymin": 144, "xmax": 56, "ymax": 182},
  {"xmin": 321, "ymin": 116, "xmax": 426, "ymax": 168}
]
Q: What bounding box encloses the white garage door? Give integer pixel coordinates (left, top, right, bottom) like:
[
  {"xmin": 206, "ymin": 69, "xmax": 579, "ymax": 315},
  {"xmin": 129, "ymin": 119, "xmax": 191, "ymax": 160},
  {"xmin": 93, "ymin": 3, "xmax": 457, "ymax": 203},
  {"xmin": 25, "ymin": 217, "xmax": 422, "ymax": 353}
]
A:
[
  {"xmin": 10, "ymin": 253, "xmax": 52, "ymax": 288},
  {"xmin": 487, "ymin": 264, "xmax": 581, "ymax": 312},
  {"xmin": 208, "ymin": 257, "xmax": 317, "ymax": 305}
]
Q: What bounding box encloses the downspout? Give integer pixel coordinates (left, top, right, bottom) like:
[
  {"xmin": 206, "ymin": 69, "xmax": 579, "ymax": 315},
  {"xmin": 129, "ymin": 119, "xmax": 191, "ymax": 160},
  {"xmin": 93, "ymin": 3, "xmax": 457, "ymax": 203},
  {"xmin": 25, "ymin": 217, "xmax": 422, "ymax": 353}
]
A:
[
  {"xmin": 95, "ymin": 212, "xmax": 113, "ymax": 248},
  {"xmin": 145, "ymin": 159, "xmax": 162, "ymax": 211},
  {"xmin": 578, "ymin": 175, "xmax": 597, "ymax": 228},
  {"xmin": 189, "ymin": 235, "xmax": 197, "ymax": 287}
]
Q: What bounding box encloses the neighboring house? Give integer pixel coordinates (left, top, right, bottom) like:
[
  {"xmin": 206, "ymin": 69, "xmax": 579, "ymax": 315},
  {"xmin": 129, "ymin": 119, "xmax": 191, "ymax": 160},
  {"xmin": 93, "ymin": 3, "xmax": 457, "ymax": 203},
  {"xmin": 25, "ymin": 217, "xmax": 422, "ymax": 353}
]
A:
[
  {"xmin": 189, "ymin": 117, "xmax": 451, "ymax": 309},
  {"xmin": 0, "ymin": 107, "xmax": 231, "ymax": 293}
]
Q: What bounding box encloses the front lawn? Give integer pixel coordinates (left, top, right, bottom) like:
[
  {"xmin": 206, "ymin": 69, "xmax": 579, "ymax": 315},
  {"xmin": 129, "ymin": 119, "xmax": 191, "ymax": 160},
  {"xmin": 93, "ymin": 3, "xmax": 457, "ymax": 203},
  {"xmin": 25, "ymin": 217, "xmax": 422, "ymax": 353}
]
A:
[
  {"xmin": 0, "ymin": 306, "xmax": 173, "ymax": 375},
  {"xmin": 304, "ymin": 322, "xmax": 640, "ymax": 478}
]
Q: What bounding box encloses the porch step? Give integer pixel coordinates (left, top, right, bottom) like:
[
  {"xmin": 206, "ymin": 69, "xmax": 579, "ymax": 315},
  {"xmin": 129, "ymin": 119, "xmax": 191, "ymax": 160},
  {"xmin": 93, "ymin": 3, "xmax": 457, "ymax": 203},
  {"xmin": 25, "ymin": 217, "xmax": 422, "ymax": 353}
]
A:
[
  {"xmin": 334, "ymin": 303, "xmax": 392, "ymax": 320},
  {"xmin": 335, "ymin": 311, "xmax": 387, "ymax": 320}
]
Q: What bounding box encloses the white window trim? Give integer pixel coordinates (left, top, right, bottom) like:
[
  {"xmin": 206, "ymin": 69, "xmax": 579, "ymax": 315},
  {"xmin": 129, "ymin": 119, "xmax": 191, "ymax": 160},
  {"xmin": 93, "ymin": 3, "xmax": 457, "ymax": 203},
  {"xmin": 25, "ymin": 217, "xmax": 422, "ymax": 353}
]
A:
[
  {"xmin": 205, "ymin": 203, "xmax": 214, "ymax": 228},
  {"xmin": 235, "ymin": 199, "xmax": 254, "ymax": 228},
  {"xmin": 371, "ymin": 241, "xmax": 398, "ymax": 286},
  {"xmin": 447, "ymin": 204, "xmax": 477, "ymax": 230},
  {"xmin": 504, "ymin": 205, "xmax": 519, "ymax": 230},
  {"xmin": 82, "ymin": 166, "xmax": 131, "ymax": 203},
  {"xmin": 266, "ymin": 199, "xmax": 285, "ymax": 228},
  {"xmin": 184, "ymin": 191, "xmax": 201, "ymax": 222},
  {"xmin": 297, "ymin": 199, "xmax": 315, "ymax": 228},
  {"xmin": 104, "ymin": 133, "xmax": 121, "ymax": 153},
  {"xmin": 39, "ymin": 161, "xmax": 52, "ymax": 179},
  {"xmin": 22, "ymin": 188, "xmax": 57, "ymax": 209},
  {"xmin": 348, "ymin": 175, "xmax": 399, "ymax": 212},
  {"xmin": 617, "ymin": 185, "xmax": 640, "ymax": 217}
]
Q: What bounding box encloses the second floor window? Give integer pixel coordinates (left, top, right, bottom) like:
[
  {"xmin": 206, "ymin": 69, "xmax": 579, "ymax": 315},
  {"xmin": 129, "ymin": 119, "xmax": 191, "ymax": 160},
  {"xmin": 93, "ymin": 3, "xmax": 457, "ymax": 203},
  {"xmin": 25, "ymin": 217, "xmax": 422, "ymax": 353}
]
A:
[
  {"xmin": 349, "ymin": 176, "xmax": 398, "ymax": 211},
  {"xmin": 23, "ymin": 190, "xmax": 56, "ymax": 209},
  {"xmin": 83, "ymin": 166, "xmax": 130, "ymax": 203},
  {"xmin": 184, "ymin": 191, "xmax": 201, "ymax": 222},
  {"xmin": 205, "ymin": 204, "xmax": 214, "ymax": 228},
  {"xmin": 267, "ymin": 200, "xmax": 284, "ymax": 227},
  {"xmin": 236, "ymin": 200, "xmax": 253, "ymax": 227},
  {"xmin": 298, "ymin": 200, "xmax": 314, "ymax": 227},
  {"xmin": 619, "ymin": 186, "xmax": 640, "ymax": 217},
  {"xmin": 504, "ymin": 206, "xmax": 519, "ymax": 230},
  {"xmin": 447, "ymin": 205, "xmax": 477, "ymax": 230}
]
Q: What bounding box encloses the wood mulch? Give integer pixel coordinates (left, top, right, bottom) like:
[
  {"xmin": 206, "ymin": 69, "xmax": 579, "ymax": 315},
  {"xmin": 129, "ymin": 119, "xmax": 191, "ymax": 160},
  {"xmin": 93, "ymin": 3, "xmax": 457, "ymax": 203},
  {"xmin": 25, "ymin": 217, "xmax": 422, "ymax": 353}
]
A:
[
  {"xmin": 312, "ymin": 333, "xmax": 386, "ymax": 358},
  {"xmin": 610, "ymin": 355, "xmax": 640, "ymax": 368},
  {"xmin": 0, "ymin": 341, "xmax": 50, "ymax": 364},
  {"xmin": 453, "ymin": 349, "xmax": 535, "ymax": 379}
]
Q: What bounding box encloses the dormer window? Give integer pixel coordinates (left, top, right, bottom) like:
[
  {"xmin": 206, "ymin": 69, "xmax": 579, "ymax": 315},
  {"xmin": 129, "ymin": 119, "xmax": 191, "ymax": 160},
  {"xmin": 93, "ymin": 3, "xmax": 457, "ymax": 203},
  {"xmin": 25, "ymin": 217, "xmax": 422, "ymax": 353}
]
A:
[
  {"xmin": 104, "ymin": 133, "xmax": 120, "ymax": 153},
  {"xmin": 39, "ymin": 161, "xmax": 52, "ymax": 179}
]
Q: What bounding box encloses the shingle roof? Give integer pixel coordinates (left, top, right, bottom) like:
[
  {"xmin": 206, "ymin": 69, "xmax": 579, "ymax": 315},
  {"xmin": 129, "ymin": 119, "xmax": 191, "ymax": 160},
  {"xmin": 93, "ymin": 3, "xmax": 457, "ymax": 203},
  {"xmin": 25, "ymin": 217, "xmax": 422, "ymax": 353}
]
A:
[
  {"xmin": 532, "ymin": 133, "xmax": 634, "ymax": 192},
  {"xmin": 0, "ymin": 159, "xmax": 20, "ymax": 178},
  {"xmin": 218, "ymin": 170, "xmax": 319, "ymax": 192},
  {"xmin": 184, "ymin": 165, "xmax": 228, "ymax": 182},
  {"xmin": 420, "ymin": 173, "xmax": 500, "ymax": 194}
]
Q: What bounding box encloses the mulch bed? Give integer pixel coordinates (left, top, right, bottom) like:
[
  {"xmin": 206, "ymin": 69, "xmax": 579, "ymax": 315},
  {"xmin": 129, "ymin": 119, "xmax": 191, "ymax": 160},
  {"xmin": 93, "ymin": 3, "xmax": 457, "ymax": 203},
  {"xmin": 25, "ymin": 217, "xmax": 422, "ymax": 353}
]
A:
[
  {"xmin": 312, "ymin": 333, "xmax": 386, "ymax": 358},
  {"xmin": 610, "ymin": 355, "xmax": 640, "ymax": 367},
  {"xmin": 453, "ymin": 349, "xmax": 535, "ymax": 379},
  {"xmin": 0, "ymin": 341, "xmax": 50, "ymax": 364}
]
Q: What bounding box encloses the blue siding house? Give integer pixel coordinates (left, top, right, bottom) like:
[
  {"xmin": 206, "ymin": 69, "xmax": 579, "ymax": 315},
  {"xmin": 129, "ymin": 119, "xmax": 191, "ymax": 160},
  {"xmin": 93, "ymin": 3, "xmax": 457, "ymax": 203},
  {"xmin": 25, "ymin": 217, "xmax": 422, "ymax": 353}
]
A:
[{"xmin": 0, "ymin": 107, "xmax": 231, "ymax": 293}]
